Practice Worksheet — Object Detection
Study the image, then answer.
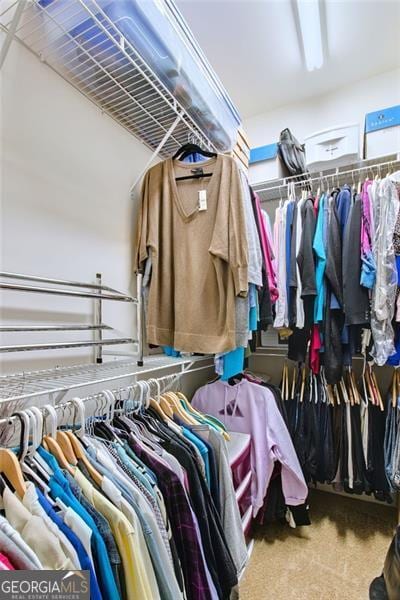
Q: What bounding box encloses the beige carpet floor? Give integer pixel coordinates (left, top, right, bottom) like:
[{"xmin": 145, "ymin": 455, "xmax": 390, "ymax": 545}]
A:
[{"xmin": 239, "ymin": 489, "xmax": 397, "ymax": 600}]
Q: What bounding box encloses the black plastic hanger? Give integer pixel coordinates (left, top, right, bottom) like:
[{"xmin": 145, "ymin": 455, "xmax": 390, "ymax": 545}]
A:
[
  {"xmin": 173, "ymin": 143, "xmax": 216, "ymax": 161},
  {"xmin": 228, "ymin": 372, "xmax": 244, "ymax": 386},
  {"xmin": 173, "ymin": 143, "xmax": 217, "ymax": 182}
]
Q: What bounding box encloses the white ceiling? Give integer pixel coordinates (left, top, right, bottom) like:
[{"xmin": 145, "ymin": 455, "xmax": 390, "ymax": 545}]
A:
[{"xmin": 176, "ymin": 0, "xmax": 400, "ymax": 119}]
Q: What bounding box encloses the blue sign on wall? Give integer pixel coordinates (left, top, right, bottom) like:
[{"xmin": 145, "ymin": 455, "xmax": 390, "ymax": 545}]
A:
[
  {"xmin": 365, "ymin": 105, "xmax": 400, "ymax": 133},
  {"xmin": 249, "ymin": 143, "xmax": 278, "ymax": 164}
]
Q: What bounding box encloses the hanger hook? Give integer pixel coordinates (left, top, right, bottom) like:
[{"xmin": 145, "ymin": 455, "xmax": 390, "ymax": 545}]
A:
[
  {"xmin": 43, "ymin": 404, "xmax": 57, "ymax": 438},
  {"xmin": 70, "ymin": 398, "xmax": 85, "ymax": 439},
  {"xmin": 11, "ymin": 410, "xmax": 30, "ymax": 461}
]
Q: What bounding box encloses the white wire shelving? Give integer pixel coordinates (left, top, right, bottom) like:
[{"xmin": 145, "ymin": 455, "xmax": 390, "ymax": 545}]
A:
[
  {"xmin": 0, "ymin": 354, "xmax": 213, "ymax": 406},
  {"xmin": 253, "ymin": 153, "xmax": 400, "ymax": 202},
  {"xmin": 0, "ymin": 0, "xmax": 218, "ymax": 157}
]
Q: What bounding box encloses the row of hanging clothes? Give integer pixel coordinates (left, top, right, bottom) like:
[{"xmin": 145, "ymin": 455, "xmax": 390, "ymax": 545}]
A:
[
  {"xmin": 0, "ymin": 376, "xmax": 248, "ymax": 600},
  {"xmin": 278, "ymin": 360, "xmax": 400, "ymax": 504},
  {"xmin": 270, "ymin": 168, "xmax": 400, "ymax": 383}
]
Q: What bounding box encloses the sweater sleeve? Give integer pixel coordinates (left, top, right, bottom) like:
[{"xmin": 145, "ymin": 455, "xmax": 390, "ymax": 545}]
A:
[
  {"xmin": 229, "ymin": 161, "xmax": 249, "ymax": 297},
  {"xmin": 134, "ymin": 171, "xmax": 150, "ymax": 273}
]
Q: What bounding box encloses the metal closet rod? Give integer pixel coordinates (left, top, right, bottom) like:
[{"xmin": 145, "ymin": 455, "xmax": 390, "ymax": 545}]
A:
[
  {"xmin": 0, "ymin": 324, "xmax": 112, "ymax": 333},
  {"xmin": 255, "ymin": 157, "xmax": 400, "ymax": 195},
  {"xmin": 0, "ymin": 272, "xmax": 136, "ymax": 302},
  {"xmin": 0, "ymin": 281, "xmax": 136, "ymax": 302},
  {"xmin": 0, "ymin": 337, "xmax": 136, "ymax": 353}
]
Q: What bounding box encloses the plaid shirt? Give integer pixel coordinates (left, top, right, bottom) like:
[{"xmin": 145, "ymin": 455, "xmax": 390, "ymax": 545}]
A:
[
  {"xmin": 107, "ymin": 445, "xmax": 173, "ymax": 563},
  {"xmin": 128, "ymin": 437, "xmax": 212, "ymax": 600}
]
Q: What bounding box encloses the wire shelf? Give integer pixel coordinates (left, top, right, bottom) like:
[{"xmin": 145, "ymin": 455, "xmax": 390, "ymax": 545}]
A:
[
  {"xmin": 253, "ymin": 153, "xmax": 400, "ymax": 202},
  {"xmin": 0, "ymin": 0, "xmax": 217, "ymax": 157},
  {"xmin": 0, "ymin": 354, "xmax": 213, "ymax": 404}
]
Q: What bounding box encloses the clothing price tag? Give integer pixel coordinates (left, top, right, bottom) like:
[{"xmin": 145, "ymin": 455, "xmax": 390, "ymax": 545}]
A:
[{"xmin": 198, "ymin": 190, "xmax": 207, "ymax": 211}]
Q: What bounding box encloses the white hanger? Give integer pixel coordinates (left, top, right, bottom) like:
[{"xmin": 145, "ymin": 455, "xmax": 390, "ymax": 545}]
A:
[
  {"xmin": 102, "ymin": 390, "xmax": 116, "ymax": 423},
  {"xmin": 25, "ymin": 410, "xmax": 53, "ymax": 493},
  {"xmin": 70, "ymin": 397, "xmax": 86, "ymax": 439},
  {"xmin": 43, "ymin": 404, "xmax": 58, "ymax": 438},
  {"xmin": 13, "ymin": 410, "xmax": 30, "ymax": 462},
  {"xmin": 148, "ymin": 378, "xmax": 161, "ymax": 404}
]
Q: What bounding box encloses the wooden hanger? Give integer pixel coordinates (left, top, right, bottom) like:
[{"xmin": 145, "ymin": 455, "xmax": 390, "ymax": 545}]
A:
[
  {"xmin": 67, "ymin": 397, "xmax": 104, "ymax": 486},
  {"xmin": 370, "ymin": 369, "xmax": 384, "ymax": 411},
  {"xmin": 299, "ymin": 366, "xmax": 306, "ymax": 403},
  {"xmin": 159, "ymin": 394, "xmax": 174, "ymax": 419},
  {"xmin": 333, "ymin": 384, "xmax": 340, "ymax": 406},
  {"xmin": 291, "ymin": 366, "xmax": 297, "ymax": 399},
  {"xmin": 163, "ymin": 392, "xmax": 195, "ymax": 425},
  {"xmin": 43, "ymin": 435, "xmax": 74, "ymax": 474},
  {"xmin": 391, "ymin": 370, "xmax": 397, "ymax": 408},
  {"xmin": 177, "ymin": 391, "xmax": 230, "ymax": 440},
  {"xmin": 65, "ymin": 432, "xmax": 103, "ymax": 486},
  {"xmin": 175, "ymin": 392, "xmax": 204, "ymax": 423},
  {"xmin": 0, "ymin": 449, "xmax": 27, "ymax": 499},
  {"xmin": 280, "ymin": 362, "xmax": 285, "ymax": 400},
  {"xmin": 56, "ymin": 431, "xmax": 78, "ymax": 465},
  {"xmin": 149, "ymin": 396, "xmax": 169, "ymax": 421}
]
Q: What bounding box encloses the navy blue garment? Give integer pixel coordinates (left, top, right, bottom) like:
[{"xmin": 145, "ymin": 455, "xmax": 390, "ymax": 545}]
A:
[
  {"xmin": 286, "ymin": 201, "xmax": 295, "ymax": 308},
  {"xmin": 37, "ymin": 488, "xmax": 102, "ymax": 600},
  {"xmin": 335, "ymin": 185, "xmax": 352, "ymax": 236}
]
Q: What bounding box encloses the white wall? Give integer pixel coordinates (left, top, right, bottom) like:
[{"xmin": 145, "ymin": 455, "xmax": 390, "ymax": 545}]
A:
[
  {"xmin": 245, "ymin": 68, "xmax": 400, "ymax": 183},
  {"xmin": 0, "ymin": 41, "xmax": 153, "ymax": 374}
]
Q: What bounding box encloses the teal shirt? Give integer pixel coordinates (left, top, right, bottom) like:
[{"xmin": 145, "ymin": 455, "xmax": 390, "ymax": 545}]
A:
[
  {"xmin": 182, "ymin": 427, "xmax": 211, "ymax": 487},
  {"xmin": 313, "ymin": 194, "xmax": 326, "ymax": 323}
]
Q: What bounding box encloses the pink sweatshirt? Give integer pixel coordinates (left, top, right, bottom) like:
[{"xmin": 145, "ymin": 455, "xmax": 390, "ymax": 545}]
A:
[
  {"xmin": 192, "ymin": 379, "xmax": 308, "ymax": 516},
  {"xmin": 254, "ymin": 193, "xmax": 278, "ymax": 302}
]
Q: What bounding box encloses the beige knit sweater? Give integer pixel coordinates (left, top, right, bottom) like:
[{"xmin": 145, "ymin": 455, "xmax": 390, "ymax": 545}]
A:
[{"xmin": 135, "ymin": 154, "xmax": 248, "ymax": 353}]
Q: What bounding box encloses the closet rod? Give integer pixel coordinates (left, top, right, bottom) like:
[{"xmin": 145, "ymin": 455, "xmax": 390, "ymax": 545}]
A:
[
  {"xmin": 0, "ymin": 337, "xmax": 136, "ymax": 353},
  {"xmin": 256, "ymin": 349, "xmax": 386, "ymax": 362},
  {"xmin": 0, "ymin": 271, "xmax": 132, "ymax": 296},
  {"xmin": 255, "ymin": 157, "xmax": 400, "ymax": 195},
  {"xmin": 0, "ymin": 281, "xmax": 136, "ymax": 302},
  {"xmin": 0, "ymin": 324, "xmax": 112, "ymax": 333}
]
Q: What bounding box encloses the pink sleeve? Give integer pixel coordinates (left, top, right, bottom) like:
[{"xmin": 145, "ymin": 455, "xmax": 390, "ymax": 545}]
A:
[
  {"xmin": 254, "ymin": 194, "xmax": 278, "ymax": 302},
  {"xmin": 0, "ymin": 553, "xmax": 15, "ymax": 570}
]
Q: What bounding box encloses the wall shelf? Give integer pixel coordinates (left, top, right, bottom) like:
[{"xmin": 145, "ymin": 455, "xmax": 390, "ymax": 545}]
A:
[{"xmin": 0, "ymin": 354, "xmax": 213, "ymax": 405}]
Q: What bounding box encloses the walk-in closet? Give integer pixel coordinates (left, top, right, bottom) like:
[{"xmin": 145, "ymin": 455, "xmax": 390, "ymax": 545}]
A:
[{"xmin": 1, "ymin": 0, "xmax": 400, "ymax": 598}]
